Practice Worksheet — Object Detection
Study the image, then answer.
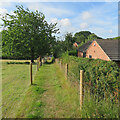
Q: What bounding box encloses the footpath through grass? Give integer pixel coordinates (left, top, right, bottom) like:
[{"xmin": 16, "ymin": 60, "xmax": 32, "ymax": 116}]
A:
[{"xmin": 17, "ymin": 63, "xmax": 80, "ymax": 118}]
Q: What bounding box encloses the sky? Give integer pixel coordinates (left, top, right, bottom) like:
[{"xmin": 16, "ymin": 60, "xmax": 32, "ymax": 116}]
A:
[{"xmin": 0, "ymin": 0, "xmax": 119, "ymax": 39}]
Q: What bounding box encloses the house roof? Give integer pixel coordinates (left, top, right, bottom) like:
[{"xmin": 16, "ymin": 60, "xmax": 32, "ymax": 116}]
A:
[
  {"xmin": 78, "ymin": 39, "xmax": 120, "ymax": 61},
  {"xmin": 77, "ymin": 41, "xmax": 92, "ymax": 52},
  {"xmin": 96, "ymin": 39, "xmax": 120, "ymax": 61}
]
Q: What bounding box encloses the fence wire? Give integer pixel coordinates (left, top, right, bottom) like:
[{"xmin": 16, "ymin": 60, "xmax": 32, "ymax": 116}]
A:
[
  {"xmin": 56, "ymin": 59, "xmax": 119, "ymax": 104},
  {"xmin": 2, "ymin": 61, "xmax": 38, "ymax": 118}
]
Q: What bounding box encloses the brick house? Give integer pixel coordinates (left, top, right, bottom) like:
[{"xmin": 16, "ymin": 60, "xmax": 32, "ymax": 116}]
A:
[
  {"xmin": 78, "ymin": 39, "xmax": 120, "ymax": 66},
  {"xmin": 73, "ymin": 42, "xmax": 80, "ymax": 47}
]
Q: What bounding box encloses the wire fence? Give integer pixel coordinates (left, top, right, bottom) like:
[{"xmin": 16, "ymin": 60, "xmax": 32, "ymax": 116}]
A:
[
  {"xmin": 55, "ymin": 58, "xmax": 119, "ymax": 110},
  {"xmin": 2, "ymin": 59, "xmax": 39, "ymax": 118}
]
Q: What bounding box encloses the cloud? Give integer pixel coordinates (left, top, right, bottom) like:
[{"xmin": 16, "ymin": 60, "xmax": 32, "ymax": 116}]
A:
[
  {"xmin": 82, "ymin": 11, "xmax": 92, "ymax": 20},
  {"xmin": 80, "ymin": 23, "xmax": 88, "ymax": 29},
  {"xmin": 60, "ymin": 18, "xmax": 71, "ymax": 26},
  {"xmin": 28, "ymin": 3, "xmax": 74, "ymax": 18},
  {"xmin": 0, "ymin": 2, "xmax": 11, "ymax": 8},
  {"xmin": 109, "ymin": 29, "xmax": 113, "ymax": 33},
  {"xmin": 50, "ymin": 17, "xmax": 76, "ymax": 36},
  {"xmin": 50, "ymin": 18, "xmax": 71, "ymax": 27},
  {"xmin": 0, "ymin": 8, "xmax": 8, "ymax": 16}
]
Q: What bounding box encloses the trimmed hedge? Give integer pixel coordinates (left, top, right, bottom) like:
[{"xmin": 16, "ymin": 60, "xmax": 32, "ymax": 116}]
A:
[{"xmin": 61, "ymin": 53, "xmax": 119, "ymax": 100}]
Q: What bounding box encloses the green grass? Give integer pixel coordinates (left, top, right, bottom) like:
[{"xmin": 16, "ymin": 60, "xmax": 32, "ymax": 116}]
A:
[
  {"xmin": 16, "ymin": 63, "xmax": 81, "ymax": 118},
  {"xmin": 2, "ymin": 60, "xmax": 118, "ymax": 118},
  {"xmin": 2, "ymin": 60, "xmax": 37, "ymax": 118}
]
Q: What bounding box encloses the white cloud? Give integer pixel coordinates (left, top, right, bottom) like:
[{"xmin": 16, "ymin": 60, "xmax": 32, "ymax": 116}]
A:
[
  {"xmin": 50, "ymin": 18, "xmax": 71, "ymax": 27},
  {"xmin": 50, "ymin": 18, "xmax": 58, "ymax": 24},
  {"xmin": 28, "ymin": 3, "xmax": 74, "ymax": 17},
  {"xmin": 0, "ymin": 2, "xmax": 11, "ymax": 8},
  {"xmin": 60, "ymin": 18, "xmax": 71, "ymax": 26},
  {"xmin": 50, "ymin": 17, "xmax": 76, "ymax": 36},
  {"xmin": 80, "ymin": 22, "xmax": 88, "ymax": 29},
  {"xmin": 0, "ymin": 8, "xmax": 8, "ymax": 16},
  {"xmin": 82, "ymin": 11, "xmax": 92, "ymax": 20},
  {"xmin": 109, "ymin": 29, "xmax": 113, "ymax": 33}
]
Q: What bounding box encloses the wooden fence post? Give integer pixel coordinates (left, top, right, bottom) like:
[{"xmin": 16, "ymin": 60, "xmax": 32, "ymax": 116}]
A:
[
  {"xmin": 65, "ymin": 64, "xmax": 68, "ymax": 78},
  {"xmin": 80, "ymin": 70, "xmax": 84, "ymax": 110},
  {"xmin": 55, "ymin": 59, "xmax": 57, "ymax": 64},
  {"xmin": 60, "ymin": 61, "xmax": 61, "ymax": 69},
  {"xmin": 30, "ymin": 62, "xmax": 33, "ymax": 85},
  {"xmin": 37, "ymin": 58, "xmax": 39, "ymax": 71}
]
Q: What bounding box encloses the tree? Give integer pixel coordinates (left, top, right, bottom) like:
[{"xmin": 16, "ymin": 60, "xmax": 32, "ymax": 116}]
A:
[
  {"xmin": 64, "ymin": 32, "xmax": 74, "ymax": 51},
  {"xmin": 1, "ymin": 5, "xmax": 59, "ymax": 62},
  {"xmin": 87, "ymin": 33, "xmax": 102, "ymax": 41}
]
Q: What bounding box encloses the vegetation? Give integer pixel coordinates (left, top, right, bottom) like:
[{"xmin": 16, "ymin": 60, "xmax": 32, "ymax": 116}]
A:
[
  {"xmin": 61, "ymin": 53, "xmax": 119, "ymax": 100},
  {"xmin": 16, "ymin": 63, "xmax": 80, "ymax": 118},
  {"xmin": 2, "ymin": 60, "xmax": 37, "ymax": 118},
  {"xmin": 60, "ymin": 53, "xmax": 119, "ymax": 118},
  {"xmin": 1, "ymin": 5, "xmax": 59, "ymax": 62},
  {"xmin": 53, "ymin": 31, "xmax": 102, "ymax": 58}
]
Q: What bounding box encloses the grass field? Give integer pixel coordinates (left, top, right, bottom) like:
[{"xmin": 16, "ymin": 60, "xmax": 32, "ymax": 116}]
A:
[
  {"xmin": 2, "ymin": 60, "xmax": 37, "ymax": 118},
  {"xmin": 2, "ymin": 60, "xmax": 119, "ymax": 118},
  {"xmin": 16, "ymin": 63, "xmax": 80, "ymax": 118}
]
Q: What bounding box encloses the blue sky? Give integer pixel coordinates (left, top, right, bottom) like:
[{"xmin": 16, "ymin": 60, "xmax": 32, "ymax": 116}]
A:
[{"xmin": 0, "ymin": 1, "xmax": 119, "ymax": 39}]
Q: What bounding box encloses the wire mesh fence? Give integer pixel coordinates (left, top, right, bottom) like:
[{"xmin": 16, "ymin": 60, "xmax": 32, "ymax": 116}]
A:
[
  {"xmin": 2, "ymin": 60, "xmax": 38, "ymax": 118},
  {"xmin": 55, "ymin": 58, "xmax": 119, "ymax": 112}
]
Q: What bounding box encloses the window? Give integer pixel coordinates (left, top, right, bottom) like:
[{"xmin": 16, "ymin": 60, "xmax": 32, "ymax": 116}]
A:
[
  {"xmin": 89, "ymin": 55, "xmax": 92, "ymax": 58},
  {"xmin": 94, "ymin": 43, "xmax": 96, "ymax": 46}
]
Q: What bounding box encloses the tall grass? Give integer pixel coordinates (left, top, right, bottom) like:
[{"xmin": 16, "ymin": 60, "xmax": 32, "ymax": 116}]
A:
[{"xmin": 60, "ymin": 53, "xmax": 119, "ymax": 118}]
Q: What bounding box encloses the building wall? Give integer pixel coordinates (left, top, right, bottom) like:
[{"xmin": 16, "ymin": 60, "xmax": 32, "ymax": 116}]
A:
[
  {"xmin": 78, "ymin": 51, "xmax": 83, "ymax": 58},
  {"xmin": 86, "ymin": 41, "xmax": 111, "ymax": 61}
]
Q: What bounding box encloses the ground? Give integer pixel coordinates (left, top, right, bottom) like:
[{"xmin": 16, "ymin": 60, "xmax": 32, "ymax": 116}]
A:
[{"xmin": 16, "ymin": 63, "xmax": 81, "ymax": 118}]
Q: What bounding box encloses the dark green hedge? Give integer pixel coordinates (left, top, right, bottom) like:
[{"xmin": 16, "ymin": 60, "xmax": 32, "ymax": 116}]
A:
[{"xmin": 61, "ymin": 53, "xmax": 119, "ymax": 100}]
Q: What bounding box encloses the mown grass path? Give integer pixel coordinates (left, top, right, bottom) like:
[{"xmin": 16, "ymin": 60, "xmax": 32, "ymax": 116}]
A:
[{"xmin": 17, "ymin": 63, "xmax": 80, "ymax": 118}]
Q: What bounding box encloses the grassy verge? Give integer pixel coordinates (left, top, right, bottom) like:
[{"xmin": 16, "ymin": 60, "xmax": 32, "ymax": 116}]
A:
[
  {"xmin": 2, "ymin": 60, "xmax": 37, "ymax": 118},
  {"xmin": 16, "ymin": 63, "xmax": 81, "ymax": 118}
]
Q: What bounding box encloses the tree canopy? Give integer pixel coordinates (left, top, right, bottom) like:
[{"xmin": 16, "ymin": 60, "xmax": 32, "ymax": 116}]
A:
[{"xmin": 1, "ymin": 5, "xmax": 59, "ymax": 62}]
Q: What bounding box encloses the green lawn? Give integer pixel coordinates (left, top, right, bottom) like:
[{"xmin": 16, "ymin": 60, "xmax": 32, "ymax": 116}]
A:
[
  {"xmin": 2, "ymin": 60, "xmax": 37, "ymax": 118},
  {"xmin": 16, "ymin": 63, "xmax": 81, "ymax": 118}
]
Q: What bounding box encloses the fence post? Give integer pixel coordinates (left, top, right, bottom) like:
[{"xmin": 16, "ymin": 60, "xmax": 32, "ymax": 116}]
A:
[
  {"xmin": 55, "ymin": 59, "xmax": 57, "ymax": 64},
  {"xmin": 60, "ymin": 60, "xmax": 61, "ymax": 69},
  {"xmin": 37, "ymin": 58, "xmax": 39, "ymax": 71},
  {"xmin": 30, "ymin": 62, "xmax": 33, "ymax": 85},
  {"xmin": 65, "ymin": 64, "xmax": 68, "ymax": 78},
  {"xmin": 80, "ymin": 70, "xmax": 84, "ymax": 110}
]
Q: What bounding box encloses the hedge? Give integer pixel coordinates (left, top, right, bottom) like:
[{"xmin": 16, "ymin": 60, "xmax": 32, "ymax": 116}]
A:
[{"xmin": 61, "ymin": 53, "xmax": 119, "ymax": 101}]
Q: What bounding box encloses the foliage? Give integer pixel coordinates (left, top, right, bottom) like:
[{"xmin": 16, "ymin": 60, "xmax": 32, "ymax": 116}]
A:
[
  {"xmin": 64, "ymin": 32, "xmax": 75, "ymax": 51},
  {"xmin": 68, "ymin": 50, "xmax": 77, "ymax": 56},
  {"xmin": 61, "ymin": 53, "xmax": 119, "ymax": 101},
  {"xmin": 1, "ymin": 5, "xmax": 59, "ymax": 62},
  {"xmin": 6, "ymin": 61, "xmax": 30, "ymax": 64},
  {"xmin": 73, "ymin": 31, "xmax": 102, "ymax": 48}
]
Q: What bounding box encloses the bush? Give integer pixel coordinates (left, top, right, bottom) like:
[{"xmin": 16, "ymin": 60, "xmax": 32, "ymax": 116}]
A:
[
  {"xmin": 61, "ymin": 53, "xmax": 119, "ymax": 100},
  {"xmin": 68, "ymin": 50, "xmax": 77, "ymax": 56}
]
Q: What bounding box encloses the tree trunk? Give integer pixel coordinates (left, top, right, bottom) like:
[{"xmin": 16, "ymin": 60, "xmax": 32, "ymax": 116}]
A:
[{"xmin": 31, "ymin": 47, "xmax": 34, "ymax": 63}]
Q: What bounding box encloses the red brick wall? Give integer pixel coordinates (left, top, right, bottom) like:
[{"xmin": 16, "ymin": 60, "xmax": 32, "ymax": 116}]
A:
[
  {"xmin": 78, "ymin": 51, "xmax": 83, "ymax": 58},
  {"xmin": 86, "ymin": 41, "xmax": 110, "ymax": 61}
]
